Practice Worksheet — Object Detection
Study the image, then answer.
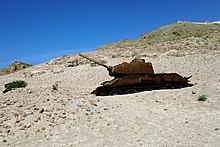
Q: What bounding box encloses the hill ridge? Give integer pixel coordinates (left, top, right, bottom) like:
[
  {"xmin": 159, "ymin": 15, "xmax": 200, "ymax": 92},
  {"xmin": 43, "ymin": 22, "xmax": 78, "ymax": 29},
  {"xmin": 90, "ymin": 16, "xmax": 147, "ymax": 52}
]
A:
[{"xmin": 97, "ymin": 21, "xmax": 220, "ymax": 50}]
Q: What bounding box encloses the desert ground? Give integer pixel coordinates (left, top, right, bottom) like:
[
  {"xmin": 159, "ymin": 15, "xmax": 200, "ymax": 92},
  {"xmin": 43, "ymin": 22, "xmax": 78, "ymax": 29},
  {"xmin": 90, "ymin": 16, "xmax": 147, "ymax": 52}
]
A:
[{"xmin": 0, "ymin": 47, "xmax": 220, "ymax": 146}]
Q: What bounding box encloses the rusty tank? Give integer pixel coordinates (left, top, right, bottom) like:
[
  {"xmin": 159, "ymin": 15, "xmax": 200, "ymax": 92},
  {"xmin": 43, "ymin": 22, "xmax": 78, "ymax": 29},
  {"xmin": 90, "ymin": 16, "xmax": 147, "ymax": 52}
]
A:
[{"xmin": 79, "ymin": 53, "xmax": 193, "ymax": 96}]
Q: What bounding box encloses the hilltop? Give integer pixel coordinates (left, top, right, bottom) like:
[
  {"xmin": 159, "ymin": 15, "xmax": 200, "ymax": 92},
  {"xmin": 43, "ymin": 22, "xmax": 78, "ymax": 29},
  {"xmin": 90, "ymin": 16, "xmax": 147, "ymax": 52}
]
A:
[
  {"xmin": 97, "ymin": 21, "xmax": 220, "ymax": 50},
  {"xmin": 0, "ymin": 61, "xmax": 32, "ymax": 76}
]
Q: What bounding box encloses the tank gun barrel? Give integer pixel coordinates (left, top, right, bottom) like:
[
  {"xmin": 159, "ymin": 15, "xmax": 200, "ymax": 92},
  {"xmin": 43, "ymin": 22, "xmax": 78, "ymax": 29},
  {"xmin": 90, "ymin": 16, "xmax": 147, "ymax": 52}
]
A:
[{"xmin": 79, "ymin": 53, "xmax": 110, "ymax": 69}]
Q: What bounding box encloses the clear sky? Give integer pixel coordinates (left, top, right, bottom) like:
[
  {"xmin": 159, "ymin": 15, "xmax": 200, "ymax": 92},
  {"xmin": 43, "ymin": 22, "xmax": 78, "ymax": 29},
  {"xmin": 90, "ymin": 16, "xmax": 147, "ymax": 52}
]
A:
[{"xmin": 0, "ymin": 0, "xmax": 219, "ymax": 69}]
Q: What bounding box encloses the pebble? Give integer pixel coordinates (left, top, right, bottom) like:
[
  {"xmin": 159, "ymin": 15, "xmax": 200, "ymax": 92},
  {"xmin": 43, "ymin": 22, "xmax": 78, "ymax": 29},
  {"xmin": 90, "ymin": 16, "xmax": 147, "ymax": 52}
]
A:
[
  {"xmin": 20, "ymin": 124, "xmax": 31, "ymax": 130},
  {"xmin": 15, "ymin": 119, "xmax": 20, "ymax": 123},
  {"xmin": 23, "ymin": 112, "xmax": 33, "ymax": 117},
  {"xmin": 33, "ymin": 107, "xmax": 39, "ymax": 111},
  {"xmin": 44, "ymin": 112, "xmax": 52, "ymax": 117},
  {"xmin": 49, "ymin": 124, "xmax": 55, "ymax": 127},
  {"xmin": 192, "ymin": 91, "xmax": 196, "ymax": 94},
  {"xmin": 34, "ymin": 117, "xmax": 41, "ymax": 122},
  {"xmin": 35, "ymin": 129, "xmax": 41, "ymax": 133},
  {"xmin": 59, "ymin": 115, "xmax": 66, "ymax": 119},
  {"xmin": 88, "ymin": 100, "xmax": 97, "ymax": 106},
  {"xmin": 18, "ymin": 104, "xmax": 24, "ymax": 108},
  {"xmin": 39, "ymin": 108, "xmax": 44, "ymax": 113},
  {"xmin": 0, "ymin": 113, "xmax": 4, "ymax": 118}
]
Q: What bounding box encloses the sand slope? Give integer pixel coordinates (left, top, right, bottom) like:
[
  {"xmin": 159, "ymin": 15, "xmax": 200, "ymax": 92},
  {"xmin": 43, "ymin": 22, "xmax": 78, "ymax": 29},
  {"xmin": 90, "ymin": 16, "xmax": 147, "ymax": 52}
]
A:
[{"xmin": 0, "ymin": 48, "xmax": 220, "ymax": 146}]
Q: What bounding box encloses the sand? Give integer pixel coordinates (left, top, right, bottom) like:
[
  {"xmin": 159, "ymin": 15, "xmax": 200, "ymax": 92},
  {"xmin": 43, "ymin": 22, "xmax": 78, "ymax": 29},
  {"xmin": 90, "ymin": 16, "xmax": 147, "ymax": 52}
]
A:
[{"xmin": 0, "ymin": 48, "xmax": 220, "ymax": 146}]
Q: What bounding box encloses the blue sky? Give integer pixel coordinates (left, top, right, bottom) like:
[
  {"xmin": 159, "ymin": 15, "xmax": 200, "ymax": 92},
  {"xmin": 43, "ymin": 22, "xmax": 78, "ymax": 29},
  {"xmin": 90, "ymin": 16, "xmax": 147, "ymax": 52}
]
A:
[{"xmin": 0, "ymin": 0, "xmax": 219, "ymax": 69}]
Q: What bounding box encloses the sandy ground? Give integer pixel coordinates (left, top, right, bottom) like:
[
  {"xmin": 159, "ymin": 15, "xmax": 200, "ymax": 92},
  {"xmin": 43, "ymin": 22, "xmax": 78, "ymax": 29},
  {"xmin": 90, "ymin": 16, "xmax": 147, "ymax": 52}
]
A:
[{"xmin": 0, "ymin": 48, "xmax": 220, "ymax": 147}]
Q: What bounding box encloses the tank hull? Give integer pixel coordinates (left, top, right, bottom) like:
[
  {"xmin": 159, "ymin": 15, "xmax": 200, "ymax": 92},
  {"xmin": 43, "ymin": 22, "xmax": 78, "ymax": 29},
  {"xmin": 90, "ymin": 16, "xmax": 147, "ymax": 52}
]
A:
[{"xmin": 92, "ymin": 73, "xmax": 193, "ymax": 96}]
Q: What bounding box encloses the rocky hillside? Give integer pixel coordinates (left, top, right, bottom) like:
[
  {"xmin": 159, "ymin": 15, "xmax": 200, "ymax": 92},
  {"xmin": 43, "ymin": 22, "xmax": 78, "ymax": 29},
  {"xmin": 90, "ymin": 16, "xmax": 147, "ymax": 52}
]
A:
[
  {"xmin": 0, "ymin": 61, "xmax": 32, "ymax": 76},
  {"xmin": 97, "ymin": 21, "xmax": 220, "ymax": 50}
]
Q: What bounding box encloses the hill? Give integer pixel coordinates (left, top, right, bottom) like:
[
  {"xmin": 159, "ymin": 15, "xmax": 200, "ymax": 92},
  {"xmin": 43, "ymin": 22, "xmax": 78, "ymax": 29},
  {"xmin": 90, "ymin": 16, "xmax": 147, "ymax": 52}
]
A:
[
  {"xmin": 97, "ymin": 21, "xmax": 220, "ymax": 50},
  {"xmin": 0, "ymin": 61, "xmax": 32, "ymax": 76}
]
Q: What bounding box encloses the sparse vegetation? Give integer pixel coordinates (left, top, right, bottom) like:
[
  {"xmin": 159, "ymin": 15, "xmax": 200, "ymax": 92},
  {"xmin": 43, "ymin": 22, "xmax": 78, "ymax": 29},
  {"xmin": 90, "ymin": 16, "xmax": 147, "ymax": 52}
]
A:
[
  {"xmin": 0, "ymin": 61, "xmax": 32, "ymax": 76},
  {"xmin": 198, "ymin": 94, "xmax": 208, "ymax": 101},
  {"xmin": 52, "ymin": 83, "xmax": 59, "ymax": 91},
  {"xmin": 97, "ymin": 21, "xmax": 220, "ymax": 50},
  {"xmin": 3, "ymin": 80, "xmax": 28, "ymax": 93},
  {"xmin": 112, "ymin": 55, "xmax": 118, "ymax": 58}
]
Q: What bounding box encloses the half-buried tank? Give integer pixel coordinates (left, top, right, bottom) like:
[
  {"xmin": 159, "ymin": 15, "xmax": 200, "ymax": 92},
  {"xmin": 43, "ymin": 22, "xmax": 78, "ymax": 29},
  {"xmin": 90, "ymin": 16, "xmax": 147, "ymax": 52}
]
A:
[{"xmin": 79, "ymin": 53, "xmax": 193, "ymax": 96}]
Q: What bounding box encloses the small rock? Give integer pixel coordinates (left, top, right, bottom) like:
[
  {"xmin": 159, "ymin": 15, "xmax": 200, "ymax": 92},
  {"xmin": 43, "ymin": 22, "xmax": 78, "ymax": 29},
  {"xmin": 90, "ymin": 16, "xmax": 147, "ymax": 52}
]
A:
[
  {"xmin": 89, "ymin": 100, "xmax": 97, "ymax": 106},
  {"xmin": 34, "ymin": 117, "xmax": 41, "ymax": 122},
  {"xmin": 44, "ymin": 112, "xmax": 52, "ymax": 117},
  {"xmin": 35, "ymin": 129, "xmax": 40, "ymax": 133},
  {"xmin": 39, "ymin": 108, "xmax": 44, "ymax": 113},
  {"xmin": 18, "ymin": 104, "xmax": 23, "ymax": 108},
  {"xmin": 23, "ymin": 112, "xmax": 33, "ymax": 117},
  {"xmin": 20, "ymin": 126, "xmax": 26, "ymax": 130},
  {"xmin": 26, "ymin": 124, "xmax": 31, "ymax": 129},
  {"xmin": 0, "ymin": 113, "xmax": 4, "ymax": 118},
  {"xmin": 49, "ymin": 124, "xmax": 55, "ymax": 127},
  {"xmin": 15, "ymin": 119, "xmax": 20, "ymax": 123},
  {"xmin": 192, "ymin": 91, "xmax": 196, "ymax": 94},
  {"xmin": 34, "ymin": 107, "xmax": 39, "ymax": 111},
  {"xmin": 90, "ymin": 108, "xmax": 95, "ymax": 113},
  {"xmin": 59, "ymin": 115, "xmax": 66, "ymax": 119},
  {"xmin": 42, "ymin": 127, "xmax": 46, "ymax": 130},
  {"xmin": 75, "ymin": 104, "xmax": 81, "ymax": 107},
  {"xmin": 215, "ymin": 128, "xmax": 219, "ymax": 131},
  {"xmin": 2, "ymin": 139, "xmax": 7, "ymax": 143}
]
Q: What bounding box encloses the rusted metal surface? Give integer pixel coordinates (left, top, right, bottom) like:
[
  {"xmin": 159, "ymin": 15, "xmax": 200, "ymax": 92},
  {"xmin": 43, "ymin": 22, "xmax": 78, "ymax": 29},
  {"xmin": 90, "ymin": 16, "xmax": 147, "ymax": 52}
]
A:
[
  {"xmin": 79, "ymin": 54, "xmax": 154, "ymax": 77},
  {"xmin": 79, "ymin": 53, "xmax": 193, "ymax": 96},
  {"xmin": 79, "ymin": 53, "xmax": 109, "ymax": 69},
  {"xmin": 110, "ymin": 59, "xmax": 154, "ymax": 77}
]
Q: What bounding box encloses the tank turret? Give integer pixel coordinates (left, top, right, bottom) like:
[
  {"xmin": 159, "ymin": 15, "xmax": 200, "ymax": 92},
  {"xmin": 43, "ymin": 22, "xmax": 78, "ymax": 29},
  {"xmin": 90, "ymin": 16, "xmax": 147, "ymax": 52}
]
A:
[{"xmin": 79, "ymin": 53, "xmax": 154, "ymax": 78}]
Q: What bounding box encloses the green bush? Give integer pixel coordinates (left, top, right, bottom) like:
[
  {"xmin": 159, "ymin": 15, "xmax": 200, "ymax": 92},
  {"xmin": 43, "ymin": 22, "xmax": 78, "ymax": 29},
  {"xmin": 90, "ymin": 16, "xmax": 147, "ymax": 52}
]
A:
[
  {"xmin": 198, "ymin": 95, "xmax": 208, "ymax": 101},
  {"xmin": 3, "ymin": 80, "xmax": 28, "ymax": 93}
]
